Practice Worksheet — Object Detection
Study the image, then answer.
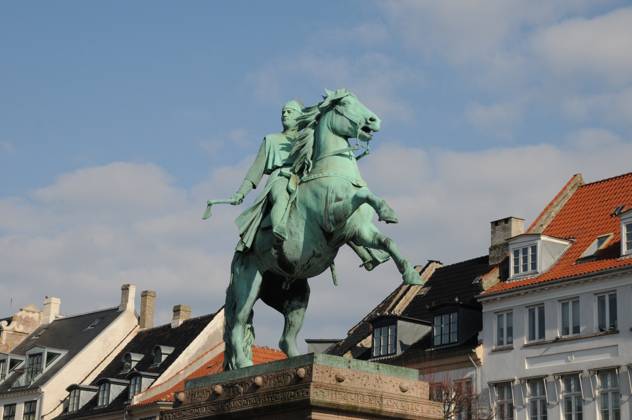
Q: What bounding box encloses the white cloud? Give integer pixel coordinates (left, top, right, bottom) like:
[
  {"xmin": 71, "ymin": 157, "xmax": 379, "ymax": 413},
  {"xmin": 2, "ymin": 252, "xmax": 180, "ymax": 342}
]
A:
[
  {"xmin": 563, "ymin": 87, "xmax": 632, "ymax": 127},
  {"xmin": 531, "ymin": 7, "xmax": 632, "ymax": 87},
  {"xmin": 249, "ymin": 52, "xmax": 422, "ymax": 122},
  {"xmin": 466, "ymin": 101, "xmax": 523, "ymax": 136},
  {"xmin": 2, "ymin": 130, "xmax": 631, "ymax": 348}
]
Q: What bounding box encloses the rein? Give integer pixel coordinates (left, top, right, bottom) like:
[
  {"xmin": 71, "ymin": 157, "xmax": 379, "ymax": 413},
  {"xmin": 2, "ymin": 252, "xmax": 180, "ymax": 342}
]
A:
[{"xmin": 313, "ymin": 140, "xmax": 371, "ymax": 162}]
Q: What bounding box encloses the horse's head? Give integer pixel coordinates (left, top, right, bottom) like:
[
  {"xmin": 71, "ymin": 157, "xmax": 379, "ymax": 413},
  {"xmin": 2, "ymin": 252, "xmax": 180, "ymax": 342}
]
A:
[{"xmin": 321, "ymin": 89, "xmax": 381, "ymax": 142}]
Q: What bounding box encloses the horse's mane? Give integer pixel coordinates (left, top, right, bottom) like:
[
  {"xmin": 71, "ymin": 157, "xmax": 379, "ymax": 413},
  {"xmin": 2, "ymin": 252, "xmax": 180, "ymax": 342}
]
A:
[{"xmin": 290, "ymin": 89, "xmax": 350, "ymax": 177}]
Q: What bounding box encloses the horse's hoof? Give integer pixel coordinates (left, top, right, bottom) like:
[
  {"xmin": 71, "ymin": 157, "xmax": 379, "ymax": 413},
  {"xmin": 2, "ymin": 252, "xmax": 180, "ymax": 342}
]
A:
[
  {"xmin": 402, "ymin": 267, "xmax": 422, "ymax": 285},
  {"xmin": 378, "ymin": 204, "xmax": 399, "ymax": 224}
]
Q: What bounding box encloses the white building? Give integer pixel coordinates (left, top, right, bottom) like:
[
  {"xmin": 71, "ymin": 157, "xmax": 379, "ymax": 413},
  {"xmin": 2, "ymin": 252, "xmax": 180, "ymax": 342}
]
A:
[
  {"xmin": 479, "ymin": 172, "xmax": 632, "ymax": 420},
  {"xmin": 0, "ymin": 285, "xmax": 140, "ymax": 420}
]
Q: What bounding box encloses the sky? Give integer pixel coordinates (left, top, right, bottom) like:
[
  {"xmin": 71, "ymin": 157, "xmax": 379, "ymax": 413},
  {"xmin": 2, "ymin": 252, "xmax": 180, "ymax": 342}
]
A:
[{"xmin": 1, "ymin": 1, "xmax": 632, "ymax": 349}]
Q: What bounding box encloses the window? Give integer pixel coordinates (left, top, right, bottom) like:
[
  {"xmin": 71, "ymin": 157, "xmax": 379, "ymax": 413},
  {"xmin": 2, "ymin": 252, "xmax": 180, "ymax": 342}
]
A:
[
  {"xmin": 560, "ymin": 299, "xmax": 580, "ymax": 336},
  {"xmin": 69, "ymin": 389, "xmax": 81, "ymax": 413},
  {"xmin": 527, "ymin": 379, "xmax": 547, "ymax": 420},
  {"xmin": 496, "ymin": 311, "xmax": 513, "ymax": 347},
  {"xmin": 372, "ymin": 324, "xmax": 396, "ymax": 357},
  {"xmin": 2, "ymin": 404, "xmax": 16, "ymax": 420},
  {"xmin": 433, "ymin": 312, "xmax": 458, "ymax": 346},
  {"xmin": 455, "ymin": 379, "xmax": 473, "ymax": 420},
  {"xmin": 97, "ymin": 382, "xmax": 111, "ymax": 407},
  {"xmin": 25, "ymin": 353, "xmax": 43, "ymax": 383},
  {"xmin": 0, "ymin": 359, "xmax": 6, "ymax": 381},
  {"xmin": 528, "ymin": 305, "xmax": 545, "ymax": 342},
  {"xmin": 495, "ymin": 382, "xmax": 514, "ymax": 420},
  {"xmin": 512, "ymin": 245, "xmax": 538, "ymax": 276},
  {"xmin": 23, "ymin": 400, "xmax": 37, "ymax": 420},
  {"xmin": 597, "ymin": 292, "xmax": 617, "ymax": 332},
  {"xmin": 598, "ymin": 370, "xmax": 620, "ymax": 420},
  {"xmin": 624, "ymin": 223, "xmax": 632, "ymax": 255},
  {"xmin": 129, "ymin": 375, "xmax": 142, "ymax": 399},
  {"xmin": 561, "ymin": 374, "xmax": 582, "ymax": 420}
]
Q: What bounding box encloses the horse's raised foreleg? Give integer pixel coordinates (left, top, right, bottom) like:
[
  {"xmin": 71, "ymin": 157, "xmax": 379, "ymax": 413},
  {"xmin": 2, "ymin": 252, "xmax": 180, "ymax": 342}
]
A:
[
  {"xmin": 352, "ymin": 223, "xmax": 422, "ymax": 285},
  {"xmin": 329, "ymin": 187, "xmax": 399, "ymax": 229},
  {"xmin": 223, "ymin": 252, "xmax": 263, "ymax": 370},
  {"xmin": 259, "ymin": 275, "xmax": 310, "ymax": 358}
]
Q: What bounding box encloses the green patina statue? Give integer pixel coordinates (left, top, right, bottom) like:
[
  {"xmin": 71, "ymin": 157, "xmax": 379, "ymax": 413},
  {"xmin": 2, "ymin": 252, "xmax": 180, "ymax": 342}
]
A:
[{"xmin": 205, "ymin": 89, "xmax": 422, "ymax": 370}]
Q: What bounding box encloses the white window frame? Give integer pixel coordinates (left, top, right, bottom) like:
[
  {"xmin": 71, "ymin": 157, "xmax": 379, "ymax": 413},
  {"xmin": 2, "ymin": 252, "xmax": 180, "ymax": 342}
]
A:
[
  {"xmin": 621, "ymin": 218, "xmax": 632, "ymax": 256},
  {"xmin": 23, "ymin": 400, "xmax": 37, "ymax": 420},
  {"xmin": 511, "ymin": 243, "xmax": 539, "ymax": 277},
  {"xmin": 372, "ymin": 324, "xmax": 397, "ymax": 357},
  {"xmin": 597, "ymin": 370, "xmax": 620, "ymax": 420},
  {"xmin": 527, "ymin": 304, "xmax": 545, "ymax": 342},
  {"xmin": 496, "ymin": 311, "xmax": 513, "ymax": 348},
  {"xmin": 97, "ymin": 382, "xmax": 111, "ymax": 407},
  {"xmin": 433, "ymin": 312, "xmax": 458, "ymax": 347},
  {"xmin": 560, "ymin": 298, "xmax": 580, "ymax": 337},
  {"xmin": 0, "ymin": 358, "xmax": 6, "ymax": 382},
  {"xmin": 526, "ymin": 378, "xmax": 547, "ymax": 420},
  {"xmin": 561, "ymin": 374, "xmax": 582, "ymax": 420},
  {"xmin": 68, "ymin": 389, "xmax": 81, "ymax": 413},
  {"xmin": 494, "ymin": 382, "xmax": 514, "ymax": 420},
  {"xmin": 129, "ymin": 375, "xmax": 143, "ymax": 399},
  {"xmin": 596, "ymin": 292, "xmax": 617, "ymax": 332},
  {"xmin": 2, "ymin": 403, "xmax": 16, "ymax": 420}
]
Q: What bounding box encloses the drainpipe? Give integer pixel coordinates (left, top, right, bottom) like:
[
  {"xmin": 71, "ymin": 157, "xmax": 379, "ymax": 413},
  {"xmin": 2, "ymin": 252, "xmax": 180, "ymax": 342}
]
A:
[{"xmin": 468, "ymin": 353, "xmax": 481, "ymax": 404}]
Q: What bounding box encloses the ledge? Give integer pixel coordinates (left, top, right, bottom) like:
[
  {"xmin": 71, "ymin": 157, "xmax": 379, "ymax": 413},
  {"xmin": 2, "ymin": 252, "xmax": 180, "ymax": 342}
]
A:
[
  {"xmin": 522, "ymin": 330, "xmax": 619, "ymax": 348},
  {"xmin": 491, "ymin": 345, "xmax": 514, "ymax": 353}
]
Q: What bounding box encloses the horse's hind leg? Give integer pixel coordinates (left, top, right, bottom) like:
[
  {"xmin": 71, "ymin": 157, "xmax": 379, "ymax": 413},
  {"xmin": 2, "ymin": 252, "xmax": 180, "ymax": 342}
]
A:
[
  {"xmin": 352, "ymin": 223, "xmax": 421, "ymax": 285},
  {"xmin": 260, "ymin": 276, "xmax": 310, "ymax": 358},
  {"xmin": 223, "ymin": 252, "xmax": 263, "ymax": 370}
]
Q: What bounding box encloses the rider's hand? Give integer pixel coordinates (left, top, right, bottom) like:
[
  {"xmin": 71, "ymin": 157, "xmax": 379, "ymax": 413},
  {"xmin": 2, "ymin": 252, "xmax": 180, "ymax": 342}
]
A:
[{"xmin": 230, "ymin": 192, "xmax": 244, "ymax": 205}]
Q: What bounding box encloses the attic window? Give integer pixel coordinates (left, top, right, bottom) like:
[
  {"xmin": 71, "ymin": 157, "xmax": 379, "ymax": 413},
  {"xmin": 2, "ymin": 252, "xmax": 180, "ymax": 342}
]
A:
[
  {"xmin": 372, "ymin": 324, "xmax": 396, "ymax": 357},
  {"xmin": 0, "ymin": 358, "xmax": 6, "ymax": 381},
  {"xmin": 624, "ymin": 222, "xmax": 632, "ymax": 255},
  {"xmin": 121, "ymin": 352, "xmax": 143, "ymax": 373},
  {"xmin": 97, "ymin": 382, "xmax": 111, "ymax": 407},
  {"xmin": 151, "ymin": 345, "xmax": 175, "ymax": 367},
  {"xmin": 433, "ymin": 312, "xmax": 458, "ymax": 346},
  {"xmin": 512, "ymin": 245, "xmax": 537, "ymax": 276},
  {"xmin": 24, "ymin": 353, "xmax": 43, "ymax": 383},
  {"xmin": 579, "ymin": 234, "xmax": 612, "ymax": 259}
]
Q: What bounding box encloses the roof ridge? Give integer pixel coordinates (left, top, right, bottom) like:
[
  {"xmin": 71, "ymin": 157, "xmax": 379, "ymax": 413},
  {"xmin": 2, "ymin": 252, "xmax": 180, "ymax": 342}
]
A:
[
  {"xmin": 435, "ymin": 255, "xmax": 488, "ymax": 269},
  {"xmin": 54, "ymin": 306, "xmax": 119, "ymax": 321},
  {"xmin": 137, "ymin": 311, "xmax": 217, "ymax": 332},
  {"xmin": 581, "ymin": 171, "xmax": 632, "ymax": 187}
]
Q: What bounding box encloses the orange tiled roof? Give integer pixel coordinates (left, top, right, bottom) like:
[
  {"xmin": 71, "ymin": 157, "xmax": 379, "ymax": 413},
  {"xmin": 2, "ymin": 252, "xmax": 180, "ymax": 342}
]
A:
[
  {"xmin": 136, "ymin": 346, "xmax": 285, "ymax": 406},
  {"xmin": 485, "ymin": 172, "xmax": 632, "ymax": 295}
]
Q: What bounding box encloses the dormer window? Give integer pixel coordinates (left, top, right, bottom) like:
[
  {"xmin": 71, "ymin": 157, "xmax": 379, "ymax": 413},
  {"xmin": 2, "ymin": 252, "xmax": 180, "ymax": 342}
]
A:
[
  {"xmin": 69, "ymin": 389, "xmax": 80, "ymax": 412},
  {"xmin": 96, "ymin": 378, "xmax": 129, "ymax": 407},
  {"xmin": 433, "ymin": 312, "xmax": 458, "ymax": 346},
  {"xmin": 0, "ymin": 358, "xmax": 6, "ymax": 381},
  {"xmin": 372, "ymin": 324, "xmax": 396, "ymax": 357},
  {"xmin": 97, "ymin": 382, "xmax": 110, "ymax": 407},
  {"xmin": 24, "ymin": 353, "xmax": 43, "ymax": 383},
  {"xmin": 151, "ymin": 345, "xmax": 175, "ymax": 367},
  {"xmin": 121, "ymin": 352, "xmax": 143, "ymax": 373},
  {"xmin": 0, "ymin": 354, "xmax": 24, "ymax": 383},
  {"xmin": 512, "ymin": 245, "xmax": 537, "ymax": 276},
  {"xmin": 509, "ymin": 234, "xmax": 570, "ymax": 279},
  {"xmin": 619, "ymin": 209, "xmax": 632, "ymax": 256},
  {"xmin": 129, "ymin": 375, "xmax": 142, "ymax": 399}
]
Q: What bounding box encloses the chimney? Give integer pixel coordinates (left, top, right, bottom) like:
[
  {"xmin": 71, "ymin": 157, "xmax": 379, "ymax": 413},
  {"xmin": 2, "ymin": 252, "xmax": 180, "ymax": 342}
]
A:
[
  {"xmin": 119, "ymin": 284, "xmax": 136, "ymax": 312},
  {"xmin": 489, "ymin": 217, "xmax": 524, "ymax": 265},
  {"xmin": 171, "ymin": 304, "xmax": 191, "ymax": 328},
  {"xmin": 140, "ymin": 290, "xmax": 156, "ymax": 329},
  {"xmin": 41, "ymin": 296, "xmax": 61, "ymax": 325}
]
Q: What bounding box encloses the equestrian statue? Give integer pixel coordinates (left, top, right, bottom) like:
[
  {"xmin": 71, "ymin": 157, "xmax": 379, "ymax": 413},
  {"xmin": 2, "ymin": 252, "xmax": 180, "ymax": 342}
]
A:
[{"xmin": 203, "ymin": 89, "xmax": 422, "ymax": 370}]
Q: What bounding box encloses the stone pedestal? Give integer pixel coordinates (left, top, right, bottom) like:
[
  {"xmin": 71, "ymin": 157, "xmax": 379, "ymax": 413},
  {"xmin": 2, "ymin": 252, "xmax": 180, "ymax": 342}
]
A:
[{"xmin": 162, "ymin": 353, "xmax": 442, "ymax": 420}]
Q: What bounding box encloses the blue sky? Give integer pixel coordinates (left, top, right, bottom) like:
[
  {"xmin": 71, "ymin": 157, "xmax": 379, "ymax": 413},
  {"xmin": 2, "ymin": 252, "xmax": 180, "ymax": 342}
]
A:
[{"xmin": 2, "ymin": 1, "xmax": 632, "ymax": 348}]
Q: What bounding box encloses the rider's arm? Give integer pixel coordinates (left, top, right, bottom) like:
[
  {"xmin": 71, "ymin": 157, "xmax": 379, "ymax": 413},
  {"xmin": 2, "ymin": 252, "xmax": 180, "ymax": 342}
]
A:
[{"xmin": 231, "ymin": 139, "xmax": 267, "ymax": 203}]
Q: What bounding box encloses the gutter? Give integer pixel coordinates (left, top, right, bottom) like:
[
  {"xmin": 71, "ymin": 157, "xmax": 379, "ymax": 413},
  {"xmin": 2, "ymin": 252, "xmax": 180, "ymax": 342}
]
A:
[{"xmin": 478, "ymin": 264, "xmax": 632, "ymax": 302}]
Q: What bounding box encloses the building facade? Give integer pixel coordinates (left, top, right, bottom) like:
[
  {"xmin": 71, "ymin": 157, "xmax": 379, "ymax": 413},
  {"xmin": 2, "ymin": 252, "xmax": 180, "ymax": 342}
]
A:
[{"xmin": 479, "ymin": 172, "xmax": 632, "ymax": 420}]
